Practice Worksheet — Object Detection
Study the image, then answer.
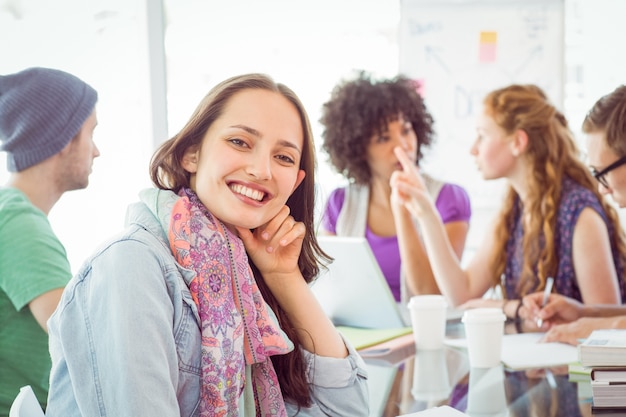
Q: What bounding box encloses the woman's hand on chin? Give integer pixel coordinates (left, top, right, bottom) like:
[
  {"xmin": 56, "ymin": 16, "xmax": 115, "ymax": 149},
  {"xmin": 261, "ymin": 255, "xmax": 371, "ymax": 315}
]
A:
[{"xmin": 236, "ymin": 205, "xmax": 305, "ymax": 284}]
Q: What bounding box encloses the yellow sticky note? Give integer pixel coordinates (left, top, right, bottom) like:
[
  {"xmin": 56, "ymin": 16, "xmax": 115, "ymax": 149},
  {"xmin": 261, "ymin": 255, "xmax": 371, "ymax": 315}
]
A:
[{"xmin": 480, "ymin": 31, "xmax": 497, "ymax": 44}]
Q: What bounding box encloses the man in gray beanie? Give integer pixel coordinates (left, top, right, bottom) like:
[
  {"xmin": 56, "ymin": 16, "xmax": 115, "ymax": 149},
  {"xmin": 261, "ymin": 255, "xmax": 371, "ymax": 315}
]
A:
[{"xmin": 0, "ymin": 67, "xmax": 99, "ymax": 414}]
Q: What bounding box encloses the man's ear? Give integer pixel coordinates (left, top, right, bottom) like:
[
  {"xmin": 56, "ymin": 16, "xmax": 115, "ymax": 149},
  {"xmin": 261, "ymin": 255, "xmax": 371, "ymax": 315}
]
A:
[
  {"xmin": 511, "ymin": 129, "xmax": 529, "ymax": 156},
  {"xmin": 181, "ymin": 145, "xmax": 200, "ymax": 173},
  {"xmin": 292, "ymin": 170, "xmax": 306, "ymax": 193}
]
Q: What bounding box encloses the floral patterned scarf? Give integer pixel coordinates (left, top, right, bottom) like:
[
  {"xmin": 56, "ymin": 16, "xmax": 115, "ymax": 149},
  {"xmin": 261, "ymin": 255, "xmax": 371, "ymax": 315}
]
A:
[{"xmin": 167, "ymin": 188, "xmax": 291, "ymax": 416}]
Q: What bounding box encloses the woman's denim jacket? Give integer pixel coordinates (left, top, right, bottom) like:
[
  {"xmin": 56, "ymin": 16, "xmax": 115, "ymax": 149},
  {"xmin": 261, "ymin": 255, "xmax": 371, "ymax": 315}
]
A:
[{"xmin": 46, "ymin": 190, "xmax": 369, "ymax": 417}]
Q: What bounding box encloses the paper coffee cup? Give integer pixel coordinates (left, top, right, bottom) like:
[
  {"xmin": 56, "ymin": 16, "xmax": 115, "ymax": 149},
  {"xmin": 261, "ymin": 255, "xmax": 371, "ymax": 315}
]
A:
[
  {"xmin": 462, "ymin": 308, "xmax": 506, "ymax": 368},
  {"xmin": 408, "ymin": 295, "xmax": 447, "ymax": 350}
]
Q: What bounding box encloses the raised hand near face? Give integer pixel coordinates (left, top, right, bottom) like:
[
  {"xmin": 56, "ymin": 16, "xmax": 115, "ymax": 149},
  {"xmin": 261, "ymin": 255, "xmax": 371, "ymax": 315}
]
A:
[{"xmin": 389, "ymin": 145, "xmax": 433, "ymax": 219}]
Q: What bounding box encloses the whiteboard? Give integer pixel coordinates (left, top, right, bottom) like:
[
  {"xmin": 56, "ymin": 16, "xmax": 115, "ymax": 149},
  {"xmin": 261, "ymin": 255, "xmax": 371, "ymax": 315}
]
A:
[
  {"xmin": 399, "ymin": 0, "xmax": 564, "ymax": 183},
  {"xmin": 399, "ymin": 0, "xmax": 565, "ymax": 252}
]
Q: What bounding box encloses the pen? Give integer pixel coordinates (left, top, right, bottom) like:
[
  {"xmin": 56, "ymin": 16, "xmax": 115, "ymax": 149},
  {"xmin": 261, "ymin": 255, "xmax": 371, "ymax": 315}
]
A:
[
  {"xmin": 537, "ymin": 276, "xmax": 554, "ymax": 328},
  {"xmin": 545, "ymin": 369, "xmax": 557, "ymax": 389}
]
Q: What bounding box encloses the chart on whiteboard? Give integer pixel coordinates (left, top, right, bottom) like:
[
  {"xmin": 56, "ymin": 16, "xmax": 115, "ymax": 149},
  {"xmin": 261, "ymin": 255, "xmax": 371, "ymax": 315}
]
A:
[{"xmin": 399, "ymin": 0, "xmax": 564, "ymax": 214}]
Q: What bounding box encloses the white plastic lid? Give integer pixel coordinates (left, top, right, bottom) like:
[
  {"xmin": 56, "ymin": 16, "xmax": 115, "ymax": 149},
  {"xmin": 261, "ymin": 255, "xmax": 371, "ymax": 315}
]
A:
[
  {"xmin": 462, "ymin": 307, "xmax": 506, "ymax": 323},
  {"xmin": 407, "ymin": 294, "xmax": 447, "ymax": 309}
]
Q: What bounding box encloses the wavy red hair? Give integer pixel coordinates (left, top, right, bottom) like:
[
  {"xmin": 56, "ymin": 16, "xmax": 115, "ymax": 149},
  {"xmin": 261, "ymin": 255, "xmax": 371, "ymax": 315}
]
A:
[{"xmin": 485, "ymin": 85, "xmax": 626, "ymax": 296}]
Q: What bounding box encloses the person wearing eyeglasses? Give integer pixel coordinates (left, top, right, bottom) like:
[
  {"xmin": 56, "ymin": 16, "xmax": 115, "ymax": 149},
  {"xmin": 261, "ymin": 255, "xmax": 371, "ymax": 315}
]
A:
[
  {"xmin": 390, "ymin": 84, "xmax": 626, "ymax": 322},
  {"xmin": 591, "ymin": 156, "xmax": 626, "ymax": 192},
  {"xmin": 522, "ymin": 85, "xmax": 626, "ymax": 345},
  {"xmin": 586, "ymin": 86, "xmax": 626, "ymax": 206}
]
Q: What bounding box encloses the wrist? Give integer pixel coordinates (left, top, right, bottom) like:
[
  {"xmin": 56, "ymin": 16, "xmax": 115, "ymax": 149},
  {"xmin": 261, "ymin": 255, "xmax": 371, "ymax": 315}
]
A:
[
  {"xmin": 513, "ymin": 299, "xmax": 524, "ymax": 333},
  {"xmin": 501, "ymin": 299, "xmax": 510, "ymax": 318},
  {"xmin": 502, "ymin": 299, "xmax": 520, "ymax": 320},
  {"xmin": 393, "ymin": 204, "xmax": 414, "ymax": 224},
  {"xmin": 514, "ymin": 300, "xmax": 523, "ymax": 321},
  {"xmin": 414, "ymin": 204, "xmax": 441, "ymax": 230},
  {"xmin": 262, "ymin": 273, "xmax": 308, "ymax": 304},
  {"xmin": 581, "ymin": 304, "xmax": 595, "ymax": 318}
]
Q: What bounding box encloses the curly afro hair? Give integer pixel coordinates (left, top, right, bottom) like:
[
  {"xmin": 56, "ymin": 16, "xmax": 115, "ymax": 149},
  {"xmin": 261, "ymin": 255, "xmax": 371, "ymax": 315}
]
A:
[{"xmin": 320, "ymin": 71, "xmax": 435, "ymax": 185}]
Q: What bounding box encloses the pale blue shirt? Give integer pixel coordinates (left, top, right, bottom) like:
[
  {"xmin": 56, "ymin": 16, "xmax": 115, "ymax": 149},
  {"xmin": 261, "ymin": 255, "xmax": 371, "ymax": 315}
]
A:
[{"xmin": 46, "ymin": 191, "xmax": 369, "ymax": 417}]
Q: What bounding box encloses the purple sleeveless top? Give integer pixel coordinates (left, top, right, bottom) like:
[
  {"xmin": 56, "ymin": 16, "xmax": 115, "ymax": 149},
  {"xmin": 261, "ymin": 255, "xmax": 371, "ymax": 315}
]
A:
[
  {"xmin": 503, "ymin": 177, "xmax": 626, "ymax": 302},
  {"xmin": 322, "ymin": 183, "xmax": 471, "ymax": 301}
]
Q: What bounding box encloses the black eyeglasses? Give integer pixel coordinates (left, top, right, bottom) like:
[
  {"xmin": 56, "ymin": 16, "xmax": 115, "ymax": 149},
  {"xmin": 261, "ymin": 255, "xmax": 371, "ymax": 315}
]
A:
[{"xmin": 591, "ymin": 155, "xmax": 626, "ymax": 188}]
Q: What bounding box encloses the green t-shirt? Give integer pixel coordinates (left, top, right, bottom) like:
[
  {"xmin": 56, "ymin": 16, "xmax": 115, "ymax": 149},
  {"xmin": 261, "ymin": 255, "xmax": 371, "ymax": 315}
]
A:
[{"xmin": 0, "ymin": 188, "xmax": 71, "ymax": 416}]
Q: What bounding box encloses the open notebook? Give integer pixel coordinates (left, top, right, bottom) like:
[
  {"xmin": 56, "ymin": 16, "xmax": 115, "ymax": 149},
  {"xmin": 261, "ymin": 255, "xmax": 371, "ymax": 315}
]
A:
[{"xmin": 311, "ymin": 236, "xmax": 409, "ymax": 329}]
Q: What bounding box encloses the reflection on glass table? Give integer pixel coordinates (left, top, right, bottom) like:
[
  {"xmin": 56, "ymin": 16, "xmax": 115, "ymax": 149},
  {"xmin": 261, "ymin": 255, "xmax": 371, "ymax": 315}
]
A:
[
  {"xmin": 466, "ymin": 365, "xmax": 508, "ymax": 417},
  {"xmin": 412, "ymin": 349, "xmax": 452, "ymax": 403},
  {"xmin": 363, "ymin": 322, "xmax": 593, "ymax": 417}
]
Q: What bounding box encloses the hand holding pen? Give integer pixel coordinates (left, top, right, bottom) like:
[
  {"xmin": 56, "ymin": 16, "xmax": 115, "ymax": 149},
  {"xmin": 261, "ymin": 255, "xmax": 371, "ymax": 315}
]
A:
[
  {"xmin": 536, "ymin": 276, "xmax": 554, "ymax": 328},
  {"xmin": 522, "ymin": 288, "xmax": 586, "ymax": 327}
]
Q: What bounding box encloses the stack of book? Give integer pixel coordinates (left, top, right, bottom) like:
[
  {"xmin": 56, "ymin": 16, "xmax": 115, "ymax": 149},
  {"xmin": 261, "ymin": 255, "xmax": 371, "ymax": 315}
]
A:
[
  {"xmin": 579, "ymin": 329, "xmax": 626, "ymax": 413},
  {"xmin": 568, "ymin": 361, "xmax": 592, "ymax": 400}
]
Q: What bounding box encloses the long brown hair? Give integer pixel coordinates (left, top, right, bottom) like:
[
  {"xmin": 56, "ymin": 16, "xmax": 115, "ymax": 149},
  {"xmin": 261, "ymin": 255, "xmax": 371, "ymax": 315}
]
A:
[
  {"xmin": 486, "ymin": 84, "xmax": 626, "ymax": 296},
  {"xmin": 150, "ymin": 73, "xmax": 331, "ymax": 406}
]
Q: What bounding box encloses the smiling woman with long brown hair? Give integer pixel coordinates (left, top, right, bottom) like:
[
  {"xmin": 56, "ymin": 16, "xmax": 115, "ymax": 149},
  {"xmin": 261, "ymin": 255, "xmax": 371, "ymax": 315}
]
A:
[{"xmin": 45, "ymin": 74, "xmax": 369, "ymax": 417}]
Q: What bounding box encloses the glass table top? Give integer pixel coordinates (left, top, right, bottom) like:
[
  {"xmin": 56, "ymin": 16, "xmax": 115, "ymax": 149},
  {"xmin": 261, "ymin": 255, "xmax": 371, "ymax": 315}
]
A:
[{"xmin": 363, "ymin": 321, "xmax": 593, "ymax": 417}]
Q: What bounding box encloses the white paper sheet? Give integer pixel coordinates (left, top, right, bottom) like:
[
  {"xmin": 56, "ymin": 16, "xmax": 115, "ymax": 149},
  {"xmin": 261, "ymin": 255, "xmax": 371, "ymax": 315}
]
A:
[{"xmin": 444, "ymin": 332, "xmax": 578, "ymax": 370}]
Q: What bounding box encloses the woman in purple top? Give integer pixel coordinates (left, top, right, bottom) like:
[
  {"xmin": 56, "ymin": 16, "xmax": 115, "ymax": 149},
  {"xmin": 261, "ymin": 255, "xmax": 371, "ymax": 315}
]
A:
[
  {"xmin": 390, "ymin": 84, "xmax": 626, "ymax": 323},
  {"xmin": 319, "ymin": 72, "xmax": 471, "ymax": 302}
]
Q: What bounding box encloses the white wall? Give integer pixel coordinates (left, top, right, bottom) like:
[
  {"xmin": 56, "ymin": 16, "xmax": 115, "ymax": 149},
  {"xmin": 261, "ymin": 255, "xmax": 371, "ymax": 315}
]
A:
[{"xmin": 0, "ymin": 0, "xmax": 155, "ymax": 272}]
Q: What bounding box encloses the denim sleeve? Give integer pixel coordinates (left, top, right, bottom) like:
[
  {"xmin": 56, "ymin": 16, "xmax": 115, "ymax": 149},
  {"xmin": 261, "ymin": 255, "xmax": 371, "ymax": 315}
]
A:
[
  {"xmin": 47, "ymin": 238, "xmax": 188, "ymax": 417},
  {"xmin": 285, "ymin": 335, "xmax": 369, "ymax": 416}
]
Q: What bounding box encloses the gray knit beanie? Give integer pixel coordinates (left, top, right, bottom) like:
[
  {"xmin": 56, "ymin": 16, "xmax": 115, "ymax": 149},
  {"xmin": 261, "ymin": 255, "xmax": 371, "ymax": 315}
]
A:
[{"xmin": 0, "ymin": 67, "xmax": 98, "ymax": 172}]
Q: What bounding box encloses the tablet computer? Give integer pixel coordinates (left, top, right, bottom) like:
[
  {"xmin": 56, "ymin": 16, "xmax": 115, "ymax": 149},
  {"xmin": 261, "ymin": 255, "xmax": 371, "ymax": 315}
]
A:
[{"xmin": 311, "ymin": 236, "xmax": 409, "ymax": 329}]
